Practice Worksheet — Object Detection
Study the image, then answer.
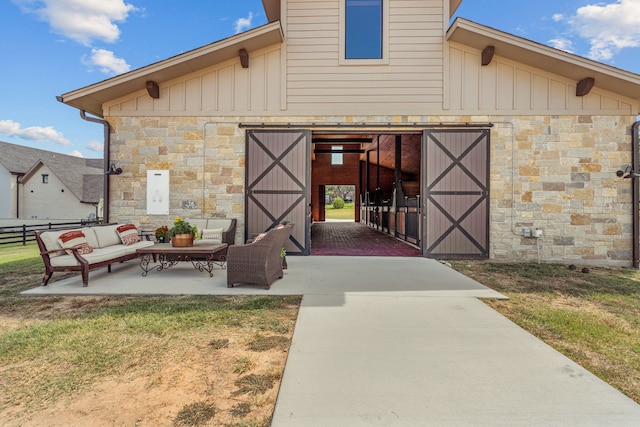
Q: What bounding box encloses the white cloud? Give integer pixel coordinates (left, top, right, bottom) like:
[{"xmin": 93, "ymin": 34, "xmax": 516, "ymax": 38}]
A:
[
  {"xmin": 552, "ymin": 14, "xmax": 564, "ymax": 22},
  {"xmin": 234, "ymin": 12, "xmax": 254, "ymax": 34},
  {"xmin": 87, "ymin": 141, "xmax": 104, "ymax": 152},
  {"xmin": 569, "ymin": 0, "xmax": 640, "ymax": 61},
  {"xmin": 13, "ymin": 0, "xmax": 137, "ymax": 46},
  {"xmin": 69, "ymin": 150, "xmax": 84, "ymax": 158},
  {"xmin": 82, "ymin": 48, "xmax": 130, "ymax": 75},
  {"xmin": 0, "ymin": 119, "xmax": 71, "ymax": 145},
  {"xmin": 548, "ymin": 37, "xmax": 575, "ymax": 53}
]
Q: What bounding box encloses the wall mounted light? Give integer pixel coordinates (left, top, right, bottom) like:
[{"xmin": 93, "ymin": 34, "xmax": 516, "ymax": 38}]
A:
[
  {"xmin": 616, "ymin": 165, "xmax": 640, "ymax": 179},
  {"xmin": 105, "ymin": 163, "xmax": 123, "ymax": 175}
]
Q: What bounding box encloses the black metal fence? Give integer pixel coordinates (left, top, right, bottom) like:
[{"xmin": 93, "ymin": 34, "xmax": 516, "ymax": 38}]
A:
[{"xmin": 0, "ymin": 220, "xmax": 102, "ymax": 246}]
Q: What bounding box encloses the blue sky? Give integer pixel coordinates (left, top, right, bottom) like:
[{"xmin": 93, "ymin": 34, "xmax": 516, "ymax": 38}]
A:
[{"xmin": 1, "ymin": 0, "xmax": 639, "ymax": 158}]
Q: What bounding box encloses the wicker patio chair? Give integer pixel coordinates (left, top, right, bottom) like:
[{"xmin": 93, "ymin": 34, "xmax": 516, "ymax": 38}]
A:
[{"xmin": 226, "ymin": 224, "xmax": 293, "ymax": 290}]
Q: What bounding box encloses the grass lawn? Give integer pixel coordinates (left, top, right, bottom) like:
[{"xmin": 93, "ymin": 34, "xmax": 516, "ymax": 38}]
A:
[
  {"xmin": 325, "ymin": 202, "xmax": 355, "ymax": 220},
  {"xmin": 0, "ymin": 242, "xmax": 301, "ymax": 426}
]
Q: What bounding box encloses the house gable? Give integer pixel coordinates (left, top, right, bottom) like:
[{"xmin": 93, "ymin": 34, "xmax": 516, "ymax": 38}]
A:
[
  {"xmin": 447, "ymin": 41, "xmax": 638, "ymax": 115},
  {"xmin": 105, "ymin": 44, "xmax": 283, "ymax": 116},
  {"xmin": 78, "ymin": 2, "xmax": 640, "ymax": 119},
  {"xmin": 446, "ymin": 18, "xmax": 640, "ymax": 114}
]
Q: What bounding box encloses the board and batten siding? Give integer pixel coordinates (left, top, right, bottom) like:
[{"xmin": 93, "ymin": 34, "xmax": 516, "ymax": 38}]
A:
[
  {"xmin": 285, "ymin": 0, "xmax": 445, "ymax": 115},
  {"xmin": 104, "ymin": 45, "xmax": 283, "ymax": 117},
  {"xmin": 446, "ymin": 42, "xmax": 637, "ymax": 115}
]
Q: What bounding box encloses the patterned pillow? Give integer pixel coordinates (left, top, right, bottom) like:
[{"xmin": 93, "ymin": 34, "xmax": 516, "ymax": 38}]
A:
[
  {"xmin": 201, "ymin": 228, "xmax": 224, "ymax": 241},
  {"xmin": 116, "ymin": 224, "xmax": 141, "ymax": 246},
  {"xmin": 57, "ymin": 230, "xmax": 94, "ymax": 255},
  {"xmin": 252, "ymin": 232, "xmax": 267, "ymax": 242}
]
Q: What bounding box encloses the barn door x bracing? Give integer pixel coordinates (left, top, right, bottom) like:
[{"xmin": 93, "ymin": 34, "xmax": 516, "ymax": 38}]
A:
[
  {"xmin": 246, "ymin": 130, "xmax": 311, "ymax": 255},
  {"xmin": 423, "ymin": 129, "xmax": 490, "ymax": 259}
]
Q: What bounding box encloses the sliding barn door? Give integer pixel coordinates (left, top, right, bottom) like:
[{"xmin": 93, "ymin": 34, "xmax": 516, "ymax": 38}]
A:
[
  {"xmin": 246, "ymin": 130, "xmax": 311, "ymax": 255},
  {"xmin": 423, "ymin": 129, "xmax": 489, "ymax": 259}
]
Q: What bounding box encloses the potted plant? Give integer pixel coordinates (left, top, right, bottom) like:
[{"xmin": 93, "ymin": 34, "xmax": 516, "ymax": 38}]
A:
[
  {"xmin": 169, "ymin": 218, "xmax": 198, "ymax": 247},
  {"xmin": 155, "ymin": 225, "xmax": 169, "ymax": 243}
]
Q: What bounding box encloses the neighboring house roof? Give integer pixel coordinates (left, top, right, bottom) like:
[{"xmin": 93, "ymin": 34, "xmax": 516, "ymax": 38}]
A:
[
  {"xmin": 0, "ymin": 141, "xmax": 103, "ymax": 203},
  {"xmin": 447, "ymin": 18, "xmax": 640, "ymax": 100},
  {"xmin": 59, "ymin": 21, "xmax": 284, "ymax": 117}
]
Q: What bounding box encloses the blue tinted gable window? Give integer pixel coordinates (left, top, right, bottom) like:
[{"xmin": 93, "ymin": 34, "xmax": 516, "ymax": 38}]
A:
[{"xmin": 345, "ymin": 0, "xmax": 382, "ymax": 59}]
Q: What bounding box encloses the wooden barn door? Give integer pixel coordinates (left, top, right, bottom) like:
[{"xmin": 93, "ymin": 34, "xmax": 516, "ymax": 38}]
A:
[
  {"xmin": 246, "ymin": 130, "xmax": 311, "ymax": 255},
  {"xmin": 423, "ymin": 129, "xmax": 489, "ymax": 259}
]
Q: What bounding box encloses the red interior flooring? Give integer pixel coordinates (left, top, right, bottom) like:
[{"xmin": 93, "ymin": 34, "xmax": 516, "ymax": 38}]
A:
[{"xmin": 310, "ymin": 222, "xmax": 422, "ymax": 257}]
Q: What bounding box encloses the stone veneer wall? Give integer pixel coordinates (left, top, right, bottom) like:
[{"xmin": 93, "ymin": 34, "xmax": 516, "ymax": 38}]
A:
[{"xmin": 105, "ymin": 114, "xmax": 636, "ymax": 265}]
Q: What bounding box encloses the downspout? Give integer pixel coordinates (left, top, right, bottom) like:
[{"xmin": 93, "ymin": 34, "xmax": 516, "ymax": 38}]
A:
[
  {"xmin": 79, "ymin": 110, "xmax": 111, "ymax": 223},
  {"xmin": 16, "ymin": 174, "xmax": 23, "ymax": 219},
  {"xmin": 632, "ymin": 120, "xmax": 640, "ymax": 268}
]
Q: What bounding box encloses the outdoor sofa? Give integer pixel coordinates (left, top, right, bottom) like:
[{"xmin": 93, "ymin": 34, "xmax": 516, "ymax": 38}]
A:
[
  {"xmin": 34, "ymin": 224, "xmax": 154, "ymax": 287},
  {"xmin": 185, "ymin": 218, "xmax": 237, "ymax": 245}
]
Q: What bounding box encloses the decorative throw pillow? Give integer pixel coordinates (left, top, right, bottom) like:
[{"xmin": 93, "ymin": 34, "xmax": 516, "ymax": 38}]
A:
[
  {"xmin": 201, "ymin": 228, "xmax": 224, "ymax": 241},
  {"xmin": 116, "ymin": 224, "xmax": 141, "ymax": 246},
  {"xmin": 252, "ymin": 232, "xmax": 268, "ymax": 242},
  {"xmin": 57, "ymin": 230, "xmax": 94, "ymax": 255}
]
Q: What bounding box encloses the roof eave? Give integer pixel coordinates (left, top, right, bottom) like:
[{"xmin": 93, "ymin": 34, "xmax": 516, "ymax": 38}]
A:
[
  {"xmin": 447, "ymin": 18, "xmax": 640, "ymax": 100},
  {"xmin": 59, "ymin": 21, "xmax": 284, "ymax": 117},
  {"xmin": 262, "ymin": 0, "xmax": 280, "ymax": 22}
]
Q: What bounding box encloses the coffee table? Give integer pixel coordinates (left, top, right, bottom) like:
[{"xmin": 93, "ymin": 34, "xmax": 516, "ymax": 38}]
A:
[{"xmin": 136, "ymin": 243, "xmax": 228, "ymax": 277}]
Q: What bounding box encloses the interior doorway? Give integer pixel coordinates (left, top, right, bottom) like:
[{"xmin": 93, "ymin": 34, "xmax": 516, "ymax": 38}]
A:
[{"xmin": 310, "ymin": 132, "xmax": 422, "ymax": 256}]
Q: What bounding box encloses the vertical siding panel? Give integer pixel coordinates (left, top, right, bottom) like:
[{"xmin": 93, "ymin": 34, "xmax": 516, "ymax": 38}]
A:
[
  {"xmin": 532, "ymin": 75, "xmax": 549, "ymax": 110},
  {"xmin": 185, "ymin": 77, "xmax": 201, "ymax": 111},
  {"xmin": 480, "ymin": 61, "xmax": 497, "ymax": 110},
  {"xmin": 463, "ymin": 51, "xmax": 479, "ymax": 110},
  {"xmin": 449, "ymin": 48, "xmax": 463, "ymax": 110},
  {"xmin": 584, "ymin": 93, "xmax": 602, "ymax": 110},
  {"xmin": 568, "ymin": 85, "xmax": 583, "ymax": 110},
  {"xmin": 154, "ymin": 87, "xmax": 170, "ymax": 111},
  {"xmin": 218, "ymin": 66, "xmax": 234, "ymax": 111},
  {"xmin": 137, "ymin": 94, "xmax": 153, "ymax": 111},
  {"xmin": 235, "ymin": 65, "xmax": 249, "ymax": 112},
  {"xmin": 202, "ymin": 71, "xmax": 218, "ymax": 112},
  {"xmin": 515, "ymin": 69, "xmax": 531, "ymax": 110},
  {"xmin": 497, "ymin": 64, "xmax": 514, "ymax": 110},
  {"xmin": 250, "ymin": 54, "xmax": 266, "ymax": 112},
  {"xmin": 550, "ymin": 80, "xmax": 567, "ymax": 110},
  {"xmin": 267, "ymin": 49, "xmax": 282, "ymax": 111},
  {"xmin": 169, "ymin": 82, "xmax": 185, "ymax": 111},
  {"xmin": 602, "ymin": 96, "xmax": 620, "ymax": 110}
]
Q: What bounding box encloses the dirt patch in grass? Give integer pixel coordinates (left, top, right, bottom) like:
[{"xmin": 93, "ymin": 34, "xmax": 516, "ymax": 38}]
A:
[{"xmin": 0, "ymin": 291, "xmax": 300, "ymax": 427}]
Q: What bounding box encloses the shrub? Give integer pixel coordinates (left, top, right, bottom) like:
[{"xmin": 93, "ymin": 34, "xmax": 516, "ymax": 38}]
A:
[{"xmin": 332, "ymin": 197, "xmax": 345, "ymax": 209}]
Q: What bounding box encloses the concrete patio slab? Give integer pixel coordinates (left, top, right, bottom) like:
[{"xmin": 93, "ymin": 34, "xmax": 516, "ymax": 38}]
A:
[{"xmin": 21, "ymin": 256, "xmax": 505, "ymax": 299}]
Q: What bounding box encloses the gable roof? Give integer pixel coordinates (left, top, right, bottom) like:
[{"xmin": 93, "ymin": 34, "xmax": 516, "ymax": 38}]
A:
[
  {"xmin": 447, "ymin": 18, "xmax": 640, "ymax": 100},
  {"xmin": 59, "ymin": 21, "xmax": 283, "ymax": 117},
  {"xmin": 0, "ymin": 141, "xmax": 103, "ymax": 203}
]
